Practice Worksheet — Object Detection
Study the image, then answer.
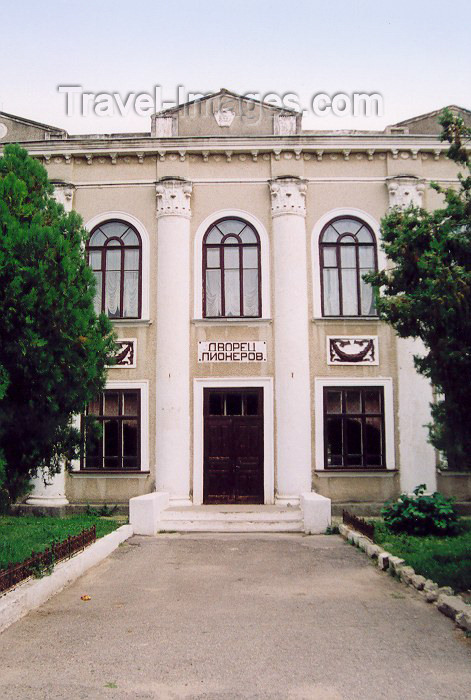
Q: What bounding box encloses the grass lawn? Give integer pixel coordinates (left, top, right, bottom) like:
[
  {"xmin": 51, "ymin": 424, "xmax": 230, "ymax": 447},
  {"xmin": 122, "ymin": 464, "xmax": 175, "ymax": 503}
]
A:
[
  {"xmin": 0, "ymin": 515, "xmax": 122, "ymax": 570},
  {"xmin": 374, "ymin": 519, "xmax": 471, "ymax": 592}
]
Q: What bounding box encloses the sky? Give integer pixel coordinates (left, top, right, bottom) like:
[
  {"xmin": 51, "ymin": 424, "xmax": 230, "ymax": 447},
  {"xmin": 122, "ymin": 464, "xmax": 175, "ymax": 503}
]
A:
[{"xmin": 1, "ymin": 0, "xmax": 470, "ymax": 134}]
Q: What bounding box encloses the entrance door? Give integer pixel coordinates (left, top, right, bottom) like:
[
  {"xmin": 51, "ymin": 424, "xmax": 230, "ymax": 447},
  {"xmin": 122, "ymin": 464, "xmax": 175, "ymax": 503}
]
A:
[{"xmin": 203, "ymin": 388, "xmax": 264, "ymax": 504}]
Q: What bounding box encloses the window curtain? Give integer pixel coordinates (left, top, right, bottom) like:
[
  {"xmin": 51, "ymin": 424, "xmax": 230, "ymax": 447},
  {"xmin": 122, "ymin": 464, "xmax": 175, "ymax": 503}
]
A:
[
  {"xmin": 123, "ymin": 272, "xmax": 139, "ymax": 317},
  {"xmin": 243, "ymin": 269, "xmax": 259, "ymax": 316},
  {"xmin": 224, "ymin": 270, "xmax": 240, "ymax": 316},
  {"xmin": 206, "ymin": 269, "xmax": 222, "ymax": 316}
]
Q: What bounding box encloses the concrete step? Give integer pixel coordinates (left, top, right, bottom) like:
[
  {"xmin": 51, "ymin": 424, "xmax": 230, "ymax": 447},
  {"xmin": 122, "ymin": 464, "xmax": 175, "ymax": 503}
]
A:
[
  {"xmin": 161, "ymin": 508, "xmax": 302, "ymax": 522},
  {"xmin": 158, "ymin": 505, "xmax": 304, "ymax": 532},
  {"xmin": 158, "ymin": 519, "xmax": 304, "ymax": 533}
]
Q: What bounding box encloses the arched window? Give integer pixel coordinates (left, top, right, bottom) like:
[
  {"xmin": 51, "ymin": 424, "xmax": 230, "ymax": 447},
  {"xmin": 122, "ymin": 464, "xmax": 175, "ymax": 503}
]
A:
[
  {"xmin": 320, "ymin": 217, "xmax": 377, "ymax": 316},
  {"xmin": 87, "ymin": 220, "xmax": 142, "ymax": 319},
  {"xmin": 203, "ymin": 218, "xmax": 261, "ymax": 318}
]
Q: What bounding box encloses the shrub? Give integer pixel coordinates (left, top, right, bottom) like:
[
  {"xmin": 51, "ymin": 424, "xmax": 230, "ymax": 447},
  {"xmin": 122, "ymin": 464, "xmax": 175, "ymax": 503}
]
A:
[{"xmin": 381, "ymin": 484, "xmax": 459, "ymax": 536}]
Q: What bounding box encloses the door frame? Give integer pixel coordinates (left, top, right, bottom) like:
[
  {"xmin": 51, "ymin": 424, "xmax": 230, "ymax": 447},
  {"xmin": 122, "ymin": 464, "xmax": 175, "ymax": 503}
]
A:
[{"xmin": 193, "ymin": 377, "xmax": 274, "ymax": 505}]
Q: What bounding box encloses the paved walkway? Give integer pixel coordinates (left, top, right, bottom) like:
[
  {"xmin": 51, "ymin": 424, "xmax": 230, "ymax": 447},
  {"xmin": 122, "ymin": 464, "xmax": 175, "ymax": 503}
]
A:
[{"xmin": 0, "ymin": 533, "xmax": 470, "ymax": 699}]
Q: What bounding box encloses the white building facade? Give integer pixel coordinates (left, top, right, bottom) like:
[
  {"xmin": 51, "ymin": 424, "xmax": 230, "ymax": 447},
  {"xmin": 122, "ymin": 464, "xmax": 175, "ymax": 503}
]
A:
[{"xmin": 2, "ymin": 91, "xmax": 470, "ymax": 525}]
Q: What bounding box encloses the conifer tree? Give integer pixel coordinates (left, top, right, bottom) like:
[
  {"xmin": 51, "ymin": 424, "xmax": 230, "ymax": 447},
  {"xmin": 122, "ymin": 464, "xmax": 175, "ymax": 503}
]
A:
[
  {"xmin": 366, "ymin": 110, "xmax": 471, "ymax": 469},
  {"xmin": 0, "ymin": 144, "xmax": 115, "ymax": 503}
]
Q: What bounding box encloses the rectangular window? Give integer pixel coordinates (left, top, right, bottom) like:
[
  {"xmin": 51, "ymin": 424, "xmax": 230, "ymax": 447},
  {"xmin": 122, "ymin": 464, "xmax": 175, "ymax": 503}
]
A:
[
  {"xmin": 323, "ymin": 387, "xmax": 385, "ymax": 468},
  {"xmin": 81, "ymin": 389, "xmax": 140, "ymax": 470}
]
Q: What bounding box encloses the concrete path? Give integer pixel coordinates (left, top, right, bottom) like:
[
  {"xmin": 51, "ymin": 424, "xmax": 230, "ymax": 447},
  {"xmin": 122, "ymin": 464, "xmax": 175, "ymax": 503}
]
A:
[{"xmin": 0, "ymin": 533, "xmax": 470, "ymax": 700}]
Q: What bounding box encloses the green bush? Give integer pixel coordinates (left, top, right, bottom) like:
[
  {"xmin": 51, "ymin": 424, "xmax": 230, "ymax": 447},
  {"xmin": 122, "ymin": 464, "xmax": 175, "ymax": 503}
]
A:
[
  {"xmin": 374, "ymin": 520, "xmax": 471, "ymax": 591},
  {"xmin": 381, "ymin": 484, "xmax": 459, "ymax": 536}
]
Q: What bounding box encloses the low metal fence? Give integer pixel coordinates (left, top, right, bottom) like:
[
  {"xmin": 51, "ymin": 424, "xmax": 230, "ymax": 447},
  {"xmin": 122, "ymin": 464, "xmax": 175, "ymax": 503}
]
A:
[
  {"xmin": 342, "ymin": 510, "xmax": 375, "ymax": 541},
  {"xmin": 0, "ymin": 525, "xmax": 96, "ymax": 595}
]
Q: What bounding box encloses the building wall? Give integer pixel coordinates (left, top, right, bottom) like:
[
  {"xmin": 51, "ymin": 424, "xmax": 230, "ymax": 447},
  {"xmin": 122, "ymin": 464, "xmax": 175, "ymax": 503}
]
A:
[{"xmin": 18, "ymin": 116, "xmax": 465, "ymax": 505}]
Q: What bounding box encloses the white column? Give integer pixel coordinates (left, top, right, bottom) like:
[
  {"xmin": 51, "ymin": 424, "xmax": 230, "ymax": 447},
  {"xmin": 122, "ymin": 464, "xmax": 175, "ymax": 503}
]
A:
[
  {"xmin": 26, "ymin": 468, "xmax": 69, "ymax": 507},
  {"xmin": 270, "ymin": 177, "xmax": 312, "ymax": 502},
  {"xmin": 155, "ymin": 178, "xmax": 192, "ymax": 504},
  {"xmin": 397, "ymin": 337, "xmax": 437, "ymax": 493},
  {"xmin": 386, "ymin": 176, "xmax": 436, "ymax": 493},
  {"xmin": 27, "ymin": 183, "xmax": 76, "ymax": 508}
]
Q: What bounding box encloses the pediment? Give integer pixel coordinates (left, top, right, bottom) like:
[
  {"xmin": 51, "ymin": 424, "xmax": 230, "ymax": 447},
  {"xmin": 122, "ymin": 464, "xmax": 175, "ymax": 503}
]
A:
[
  {"xmin": 0, "ymin": 111, "xmax": 66, "ymax": 143},
  {"xmin": 390, "ymin": 105, "xmax": 471, "ymax": 135},
  {"xmin": 151, "ymin": 89, "xmax": 301, "ymax": 138}
]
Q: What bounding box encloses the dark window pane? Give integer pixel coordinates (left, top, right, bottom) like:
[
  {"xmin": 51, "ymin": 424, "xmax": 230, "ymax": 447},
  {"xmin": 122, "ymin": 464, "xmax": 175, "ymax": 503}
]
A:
[
  {"xmin": 87, "ymin": 397, "xmax": 100, "ymax": 416},
  {"xmin": 365, "ymin": 417, "xmax": 382, "ymax": 462},
  {"xmin": 326, "ymin": 417, "xmax": 343, "ymax": 466},
  {"xmin": 123, "ymin": 456, "xmax": 138, "ymax": 469},
  {"xmin": 123, "ymin": 392, "xmax": 139, "ymax": 416},
  {"xmin": 326, "ymin": 390, "xmax": 342, "ymax": 414},
  {"xmin": 209, "ymin": 393, "xmax": 223, "ymax": 415},
  {"xmin": 104, "ymin": 419, "xmax": 119, "ymax": 460},
  {"xmin": 365, "ymin": 390, "xmax": 381, "ymax": 414},
  {"xmin": 123, "ymin": 420, "xmax": 138, "ymax": 457},
  {"xmin": 104, "ymin": 393, "xmax": 119, "ymax": 416},
  {"xmin": 84, "ymin": 416, "xmax": 101, "ymax": 469},
  {"xmin": 245, "ymin": 393, "xmax": 259, "ymax": 416},
  {"xmin": 345, "ymin": 390, "xmax": 361, "ymax": 414},
  {"xmin": 345, "ymin": 417, "xmax": 362, "ymax": 465},
  {"xmin": 226, "ymin": 393, "xmax": 242, "ymax": 415}
]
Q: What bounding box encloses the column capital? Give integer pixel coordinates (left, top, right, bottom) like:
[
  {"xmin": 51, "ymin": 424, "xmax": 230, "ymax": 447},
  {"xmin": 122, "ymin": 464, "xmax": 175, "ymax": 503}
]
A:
[
  {"xmin": 269, "ymin": 177, "xmax": 307, "ymax": 218},
  {"xmin": 156, "ymin": 177, "xmax": 192, "ymax": 219},
  {"xmin": 52, "ymin": 181, "xmax": 76, "ymax": 212},
  {"xmin": 386, "ymin": 175, "xmax": 425, "ymax": 210}
]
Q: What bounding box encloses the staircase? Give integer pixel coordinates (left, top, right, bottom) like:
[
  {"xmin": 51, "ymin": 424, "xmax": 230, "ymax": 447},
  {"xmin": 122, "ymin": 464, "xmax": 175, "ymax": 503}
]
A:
[{"xmin": 157, "ymin": 504, "xmax": 304, "ymax": 533}]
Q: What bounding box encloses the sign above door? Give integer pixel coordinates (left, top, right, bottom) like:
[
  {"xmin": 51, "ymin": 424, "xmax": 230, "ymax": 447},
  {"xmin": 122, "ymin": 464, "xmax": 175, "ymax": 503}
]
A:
[{"xmin": 198, "ymin": 341, "xmax": 267, "ymax": 363}]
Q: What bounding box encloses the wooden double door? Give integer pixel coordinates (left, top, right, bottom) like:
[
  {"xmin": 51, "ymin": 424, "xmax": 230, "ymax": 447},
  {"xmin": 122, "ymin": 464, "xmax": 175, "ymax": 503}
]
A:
[{"xmin": 203, "ymin": 388, "xmax": 264, "ymax": 504}]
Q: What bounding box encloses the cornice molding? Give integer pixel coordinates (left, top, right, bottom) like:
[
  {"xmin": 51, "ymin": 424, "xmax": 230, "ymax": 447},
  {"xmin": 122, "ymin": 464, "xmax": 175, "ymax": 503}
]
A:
[{"xmin": 2, "ymin": 132, "xmax": 462, "ymax": 165}]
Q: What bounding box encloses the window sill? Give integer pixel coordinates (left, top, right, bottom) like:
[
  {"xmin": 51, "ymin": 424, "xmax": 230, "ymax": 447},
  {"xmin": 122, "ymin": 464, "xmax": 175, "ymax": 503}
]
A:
[
  {"xmin": 69, "ymin": 471, "xmax": 150, "ymax": 478},
  {"xmin": 111, "ymin": 319, "xmax": 152, "ymax": 326},
  {"xmin": 192, "ymin": 318, "xmax": 272, "ymax": 326},
  {"xmin": 314, "ymin": 469, "xmax": 397, "ymax": 478},
  {"xmin": 312, "ymin": 317, "xmax": 380, "ymax": 323}
]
